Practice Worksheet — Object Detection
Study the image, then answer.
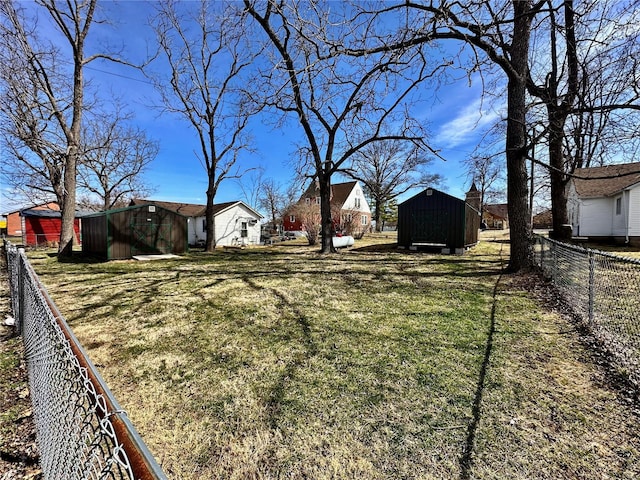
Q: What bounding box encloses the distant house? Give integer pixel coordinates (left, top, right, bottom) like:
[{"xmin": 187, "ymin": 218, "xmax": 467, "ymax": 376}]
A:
[
  {"xmin": 5, "ymin": 202, "xmax": 81, "ymax": 247},
  {"xmin": 533, "ymin": 209, "xmax": 553, "ymax": 230},
  {"xmin": 283, "ymin": 181, "xmax": 371, "ymax": 237},
  {"xmin": 397, "ymin": 186, "xmax": 481, "ymax": 254},
  {"xmin": 567, "ymin": 162, "xmax": 640, "ymax": 245},
  {"xmin": 483, "ymin": 204, "xmax": 509, "ymax": 230},
  {"xmin": 82, "ymin": 203, "xmax": 188, "ymax": 260},
  {"xmin": 130, "ymin": 199, "xmax": 263, "ymax": 247}
]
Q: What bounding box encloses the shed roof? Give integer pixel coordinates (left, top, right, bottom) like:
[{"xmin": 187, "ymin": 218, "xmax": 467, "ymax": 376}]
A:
[
  {"xmin": 6, "ymin": 201, "xmax": 60, "ymax": 216},
  {"xmin": 20, "ymin": 208, "xmax": 62, "ymax": 218},
  {"xmin": 572, "ymin": 162, "xmax": 640, "ymax": 198},
  {"xmin": 20, "ymin": 208, "xmax": 89, "ymax": 218},
  {"xmin": 129, "ymin": 199, "xmax": 263, "ymax": 219},
  {"xmin": 82, "ymin": 202, "xmax": 187, "ymax": 219},
  {"xmin": 400, "ymin": 187, "xmax": 464, "ymax": 207}
]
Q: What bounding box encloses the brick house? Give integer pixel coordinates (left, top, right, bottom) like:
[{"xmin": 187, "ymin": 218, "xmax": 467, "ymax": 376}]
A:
[{"xmin": 283, "ymin": 181, "xmax": 371, "ymax": 237}]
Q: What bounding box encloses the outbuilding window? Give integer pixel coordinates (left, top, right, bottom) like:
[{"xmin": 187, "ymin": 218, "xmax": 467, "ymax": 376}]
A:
[
  {"xmin": 241, "ymin": 222, "xmax": 248, "ymax": 237},
  {"xmin": 616, "ymin": 197, "xmax": 622, "ymax": 215},
  {"xmin": 289, "ymin": 215, "xmax": 296, "ymax": 223}
]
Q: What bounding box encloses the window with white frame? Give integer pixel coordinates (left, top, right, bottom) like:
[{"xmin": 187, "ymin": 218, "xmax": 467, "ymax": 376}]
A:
[
  {"xmin": 202, "ymin": 219, "xmax": 207, "ymax": 232},
  {"xmin": 616, "ymin": 197, "xmax": 622, "ymax": 215},
  {"xmin": 289, "ymin": 215, "xmax": 296, "ymax": 222},
  {"xmin": 305, "ymin": 198, "xmax": 311, "ymax": 205},
  {"xmin": 241, "ymin": 221, "xmax": 248, "ymax": 237},
  {"xmin": 354, "ymin": 197, "xmax": 361, "ymax": 208},
  {"xmin": 361, "ymin": 215, "xmax": 367, "ymax": 225},
  {"xmin": 316, "ymin": 196, "xmax": 321, "ymax": 205}
]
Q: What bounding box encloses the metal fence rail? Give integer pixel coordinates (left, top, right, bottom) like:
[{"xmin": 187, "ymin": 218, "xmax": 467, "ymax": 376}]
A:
[
  {"xmin": 4, "ymin": 241, "xmax": 167, "ymax": 480},
  {"xmin": 534, "ymin": 235, "xmax": 640, "ymax": 388}
]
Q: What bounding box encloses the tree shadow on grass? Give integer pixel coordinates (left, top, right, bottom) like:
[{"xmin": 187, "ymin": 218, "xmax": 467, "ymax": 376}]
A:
[
  {"xmin": 242, "ymin": 276, "xmax": 318, "ymax": 430},
  {"xmin": 459, "ymin": 270, "xmax": 502, "ymax": 480}
]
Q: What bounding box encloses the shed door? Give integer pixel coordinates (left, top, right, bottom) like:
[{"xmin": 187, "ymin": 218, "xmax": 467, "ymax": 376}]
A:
[
  {"xmin": 412, "ymin": 209, "xmax": 450, "ymax": 244},
  {"xmin": 130, "ymin": 209, "xmax": 173, "ymax": 255}
]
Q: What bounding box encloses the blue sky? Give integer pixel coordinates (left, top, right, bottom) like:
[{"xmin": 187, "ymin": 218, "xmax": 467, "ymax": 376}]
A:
[{"xmin": 1, "ymin": 1, "xmax": 505, "ymax": 214}]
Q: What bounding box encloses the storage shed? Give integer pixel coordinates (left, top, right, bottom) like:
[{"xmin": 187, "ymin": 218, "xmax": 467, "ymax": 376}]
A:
[
  {"xmin": 397, "ymin": 187, "xmax": 481, "ymax": 253},
  {"xmin": 20, "ymin": 208, "xmax": 81, "ymax": 247},
  {"xmin": 82, "ymin": 203, "xmax": 188, "ymax": 260}
]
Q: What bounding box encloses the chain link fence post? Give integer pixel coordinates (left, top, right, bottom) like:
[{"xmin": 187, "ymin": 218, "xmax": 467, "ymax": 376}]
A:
[
  {"xmin": 588, "ymin": 250, "xmax": 595, "ymax": 324},
  {"xmin": 17, "ymin": 247, "xmax": 25, "ymax": 332}
]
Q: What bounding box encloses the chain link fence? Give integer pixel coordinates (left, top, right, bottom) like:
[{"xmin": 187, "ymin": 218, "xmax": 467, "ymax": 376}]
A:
[
  {"xmin": 4, "ymin": 241, "xmax": 167, "ymax": 480},
  {"xmin": 533, "ymin": 235, "xmax": 640, "ymax": 389}
]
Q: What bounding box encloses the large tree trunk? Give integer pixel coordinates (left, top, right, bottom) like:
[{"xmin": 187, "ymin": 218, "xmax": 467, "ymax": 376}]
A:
[
  {"xmin": 58, "ymin": 149, "xmax": 77, "ymax": 257},
  {"xmin": 58, "ymin": 58, "xmax": 84, "ymax": 258},
  {"xmin": 548, "ymin": 108, "xmax": 571, "ymax": 240},
  {"xmin": 205, "ymin": 175, "xmax": 216, "ymax": 252},
  {"xmin": 319, "ymin": 174, "xmax": 333, "ymax": 253},
  {"xmin": 505, "ymin": 0, "xmax": 534, "ymax": 272}
]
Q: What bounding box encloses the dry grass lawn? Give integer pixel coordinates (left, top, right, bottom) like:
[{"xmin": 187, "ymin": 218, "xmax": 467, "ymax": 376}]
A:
[{"xmin": 24, "ymin": 233, "xmax": 640, "ymax": 479}]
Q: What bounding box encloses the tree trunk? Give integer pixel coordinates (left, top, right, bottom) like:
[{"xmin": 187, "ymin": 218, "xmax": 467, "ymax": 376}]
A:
[
  {"xmin": 505, "ymin": 0, "xmax": 534, "ymax": 272},
  {"xmin": 319, "ymin": 174, "xmax": 333, "ymax": 253},
  {"xmin": 58, "ymin": 150, "xmax": 77, "ymax": 257},
  {"xmin": 375, "ymin": 198, "xmax": 382, "ymax": 232},
  {"xmin": 58, "ymin": 57, "xmax": 84, "ymax": 258},
  {"xmin": 205, "ymin": 175, "xmax": 216, "ymax": 252},
  {"xmin": 548, "ymin": 108, "xmax": 571, "ymax": 240}
]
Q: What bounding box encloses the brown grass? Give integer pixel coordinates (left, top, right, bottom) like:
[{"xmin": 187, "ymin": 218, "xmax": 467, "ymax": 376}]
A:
[{"xmin": 23, "ymin": 233, "xmax": 640, "ymax": 479}]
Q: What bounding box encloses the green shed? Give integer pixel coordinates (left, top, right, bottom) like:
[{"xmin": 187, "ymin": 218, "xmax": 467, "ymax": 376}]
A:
[{"xmin": 82, "ymin": 203, "xmax": 188, "ymax": 260}]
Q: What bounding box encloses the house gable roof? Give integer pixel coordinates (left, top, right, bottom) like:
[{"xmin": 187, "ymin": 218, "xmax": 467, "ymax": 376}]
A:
[
  {"xmin": 572, "ymin": 162, "xmax": 640, "ymax": 198},
  {"xmin": 484, "ymin": 203, "xmax": 509, "ymax": 220},
  {"xmin": 298, "ymin": 181, "xmax": 359, "ymax": 208}
]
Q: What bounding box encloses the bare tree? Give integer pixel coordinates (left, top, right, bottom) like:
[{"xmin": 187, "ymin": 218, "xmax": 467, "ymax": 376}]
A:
[
  {"xmin": 353, "ymin": 0, "xmax": 540, "ymax": 271},
  {"xmin": 343, "ymin": 139, "xmax": 441, "ymax": 232},
  {"xmin": 290, "ymin": 202, "xmax": 322, "ymax": 246},
  {"xmin": 259, "ymin": 178, "xmax": 287, "ymax": 232},
  {"xmin": 527, "ymin": 0, "xmax": 640, "ymax": 239},
  {"xmin": 236, "ymin": 168, "xmax": 264, "ymax": 213},
  {"xmin": 323, "ymin": 1, "xmax": 537, "ymax": 269},
  {"xmin": 149, "ymin": 0, "xmax": 257, "ymax": 251},
  {"xmin": 78, "ymin": 112, "xmax": 157, "ymax": 211},
  {"xmin": 464, "ymin": 151, "xmax": 505, "ymax": 215},
  {"xmin": 0, "ymin": 0, "xmax": 109, "ymax": 257},
  {"xmin": 244, "ymin": 0, "xmax": 442, "ymax": 253}
]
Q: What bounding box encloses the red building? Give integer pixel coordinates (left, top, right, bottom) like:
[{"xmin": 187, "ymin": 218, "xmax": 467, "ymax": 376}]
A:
[
  {"xmin": 21, "ymin": 209, "xmax": 81, "ymax": 247},
  {"xmin": 283, "ymin": 181, "xmax": 372, "ymax": 236},
  {"xmin": 5, "ymin": 202, "xmax": 81, "ymax": 246}
]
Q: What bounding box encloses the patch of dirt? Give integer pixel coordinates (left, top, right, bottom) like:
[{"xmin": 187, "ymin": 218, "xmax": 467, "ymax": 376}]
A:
[{"xmin": 0, "ymin": 249, "xmax": 41, "ymax": 480}]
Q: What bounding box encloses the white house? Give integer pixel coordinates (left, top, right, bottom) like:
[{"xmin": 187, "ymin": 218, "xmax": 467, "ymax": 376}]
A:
[
  {"xmin": 566, "ymin": 162, "xmax": 640, "ymax": 245},
  {"xmin": 130, "ymin": 199, "xmax": 263, "ymax": 247}
]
